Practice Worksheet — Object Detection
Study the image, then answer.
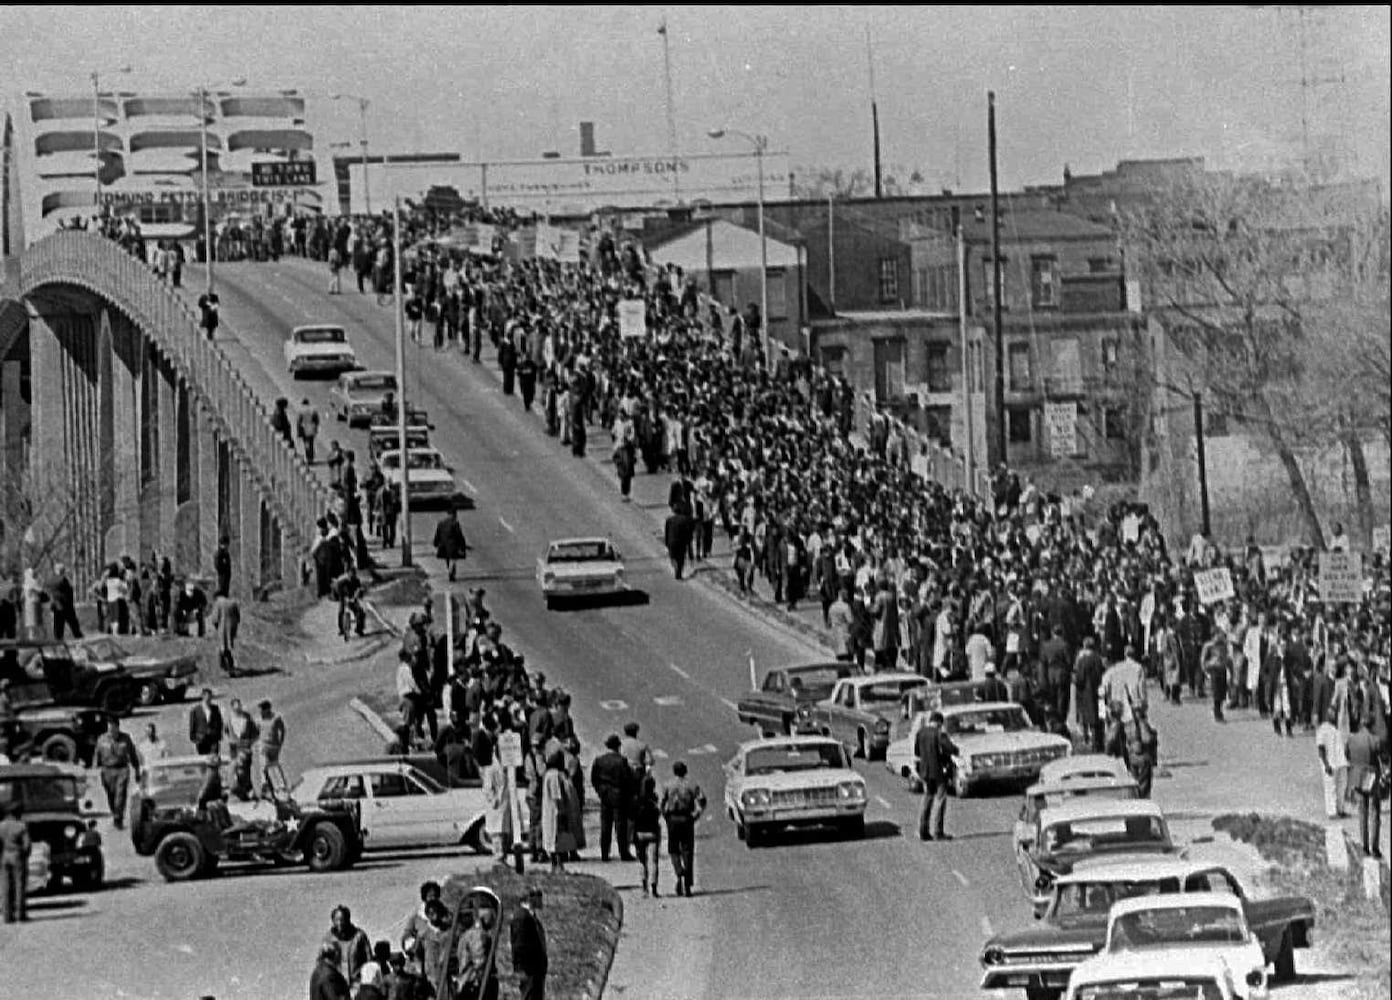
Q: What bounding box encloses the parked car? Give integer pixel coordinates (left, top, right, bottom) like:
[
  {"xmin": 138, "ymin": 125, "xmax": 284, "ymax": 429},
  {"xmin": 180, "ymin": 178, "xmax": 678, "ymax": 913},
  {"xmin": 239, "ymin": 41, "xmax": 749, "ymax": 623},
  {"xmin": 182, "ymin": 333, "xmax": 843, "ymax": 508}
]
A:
[
  {"xmin": 722, "ymin": 735, "xmax": 866, "ymax": 847},
  {"xmin": 0, "ymin": 763, "xmax": 104, "ymax": 891},
  {"xmin": 1019, "ymin": 799, "xmax": 1180, "ymax": 911},
  {"xmin": 367, "ymin": 423, "xmax": 431, "ymax": 464},
  {"xmin": 131, "ymin": 755, "xmax": 361, "ymax": 882},
  {"xmin": 1, "ymin": 696, "xmax": 111, "ymax": 765},
  {"xmin": 809, "ymin": 673, "xmax": 929, "ymax": 761},
  {"xmin": 980, "ymin": 857, "xmax": 1315, "ymax": 999},
  {"xmin": 379, "ymin": 447, "xmax": 467, "ymax": 510},
  {"xmin": 1039, "ymin": 754, "xmax": 1133, "ymax": 787},
  {"xmin": 71, "ymin": 636, "xmax": 200, "ymax": 707},
  {"xmin": 1064, "ymin": 950, "xmax": 1249, "ymax": 1000},
  {"xmin": 284, "ymin": 323, "xmax": 358, "ymax": 377},
  {"xmin": 735, "ymin": 662, "xmax": 851, "ymax": 737},
  {"xmin": 1066, "ymin": 893, "xmax": 1270, "ymax": 1000},
  {"xmin": 537, "ymin": 537, "xmax": 627, "ymax": 609},
  {"xmin": 1014, "ymin": 776, "xmax": 1140, "ymax": 874},
  {"xmin": 292, "ymin": 759, "xmax": 494, "ymax": 854},
  {"xmin": 0, "ymin": 639, "xmax": 138, "ymax": 716},
  {"xmin": 331, "ymin": 370, "xmax": 398, "ymax": 426},
  {"xmin": 885, "ymin": 701, "xmax": 1071, "ymax": 797}
]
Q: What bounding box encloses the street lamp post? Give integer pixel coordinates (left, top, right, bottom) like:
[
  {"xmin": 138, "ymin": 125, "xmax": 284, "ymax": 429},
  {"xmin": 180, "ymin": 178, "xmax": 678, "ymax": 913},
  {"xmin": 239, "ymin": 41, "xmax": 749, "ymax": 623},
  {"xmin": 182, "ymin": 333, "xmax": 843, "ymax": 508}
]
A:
[
  {"xmin": 708, "ymin": 128, "xmax": 769, "ymax": 367},
  {"xmin": 331, "ymin": 94, "xmax": 371, "ymax": 215},
  {"xmin": 196, "ymin": 78, "xmax": 245, "ymax": 295},
  {"xmin": 90, "ymin": 65, "xmax": 132, "ymax": 211},
  {"xmin": 392, "ymin": 194, "xmax": 412, "ymax": 568}
]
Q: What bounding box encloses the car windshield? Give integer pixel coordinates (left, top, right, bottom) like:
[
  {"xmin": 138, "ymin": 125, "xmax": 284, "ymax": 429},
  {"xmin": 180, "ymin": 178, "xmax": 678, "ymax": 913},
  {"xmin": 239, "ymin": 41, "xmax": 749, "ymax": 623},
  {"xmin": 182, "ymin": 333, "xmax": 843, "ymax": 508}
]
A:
[
  {"xmin": 858, "ymin": 679, "xmax": 926, "ymax": 705},
  {"xmin": 383, "ymin": 452, "xmax": 444, "ymax": 471},
  {"xmin": 74, "ymin": 638, "xmax": 125, "ymax": 661},
  {"xmin": 785, "ymin": 667, "xmax": 843, "ymax": 700},
  {"xmin": 0, "ymin": 776, "xmax": 80, "ymax": 812},
  {"xmin": 1110, "ymin": 905, "xmax": 1247, "ymax": 950},
  {"xmin": 744, "ymin": 743, "xmax": 847, "ymax": 776},
  {"xmin": 1053, "ymin": 878, "xmax": 1178, "ymax": 922},
  {"xmin": 1075, "ymin": 982, "xmax": 1225, "ymax": 1000},
  {"xmin": 1036, "ymin": 786, "xmax": 1138, "ymax": 813},
  {"xmin": 405, "ymin": 767, "xmax": 445, "ymax": 793},
  {"xmin": 297, "ymin": 327, "xmax": 345, "ymax": 343},
  {"xmin": 350, "ymin": 374, "xmax": 395, "ymax": 391},
  {"xmin": 944, "ymin": 707, "xmax": 1030, "ymax": 735},
  {"xmin": 548, "ymin": 542, "xmax": 615, "ymax": 563},
  {"xmin": 1044, "ymin": 815, "xmax": 1168, "ymax": 853}
]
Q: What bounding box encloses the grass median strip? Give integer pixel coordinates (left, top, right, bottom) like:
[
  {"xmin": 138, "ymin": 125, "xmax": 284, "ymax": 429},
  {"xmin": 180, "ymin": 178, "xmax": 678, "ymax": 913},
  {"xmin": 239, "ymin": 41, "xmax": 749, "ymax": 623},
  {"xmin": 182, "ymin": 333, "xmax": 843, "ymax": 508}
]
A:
[{"xmin": 444, "ymin": 869, "xmax": 623, "ymax": 1000}]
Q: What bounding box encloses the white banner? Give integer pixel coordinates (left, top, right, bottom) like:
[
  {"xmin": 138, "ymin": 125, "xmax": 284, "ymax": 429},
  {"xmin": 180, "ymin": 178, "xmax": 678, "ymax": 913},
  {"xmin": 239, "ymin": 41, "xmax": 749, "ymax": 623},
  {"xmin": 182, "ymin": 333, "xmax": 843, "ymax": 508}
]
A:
[
  {"xmin": 619, "ymin": 299, "xmax": 647, "ymax": 340},
  {"xmin": 1044, "ymin": 402, "xmax": 1077, "ymax": 457},
  {"xmin": 1318, "ymin": 551, "xmax": 1364, "ymax": 603},
  {"xmin": 1373, "ymin": 525, "xmax": 1390, "ymax": 553},
  {"xmin": 1193, "ymin": 567, "xmax": 1235, "ymax": 605}
]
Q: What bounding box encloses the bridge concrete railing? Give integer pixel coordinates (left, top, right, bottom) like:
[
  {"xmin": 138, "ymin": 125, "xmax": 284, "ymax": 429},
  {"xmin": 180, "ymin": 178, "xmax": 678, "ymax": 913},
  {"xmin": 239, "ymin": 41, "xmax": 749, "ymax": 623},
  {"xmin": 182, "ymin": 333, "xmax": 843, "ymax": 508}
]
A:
[{"xmin": 20, "ymin": 231, "xmax": 334, "ymax": 562}]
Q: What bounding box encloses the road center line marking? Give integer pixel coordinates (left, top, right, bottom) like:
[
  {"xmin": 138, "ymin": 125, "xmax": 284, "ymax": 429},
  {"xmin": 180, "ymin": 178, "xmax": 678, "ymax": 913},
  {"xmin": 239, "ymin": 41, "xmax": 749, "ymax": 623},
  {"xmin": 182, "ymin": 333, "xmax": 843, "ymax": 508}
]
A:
[
  {"xmin": 953, "ymin": 869, "xmax": 970, "ymax": 887},
  {"xmin": 980, "ymin": 916, "xmax": 994, "ymax": 937},
  {"xmin": 652, "ymin": 748, "xmax": 669, "ymax": 759},
  {"xmin": 874, "ymin": 795, "xmax": 893, "ymax": 810},
  {"xmin": 599, "ymin": 699, "xmax": 629, "ymax": 711},
  {"xmin": 497, "ymin": 517, "xmax": 515, "ymax": 534},
  {"xmin": 668, "ymin": 663, "xmax": 690, "ymax": 679},
  {"xmin": 653, "ymin": 695, "xmax": 683, "ymax": 707},
  {"xmin": 459, "ymin": 477, "xmax": 479, "ymax": 496},
  {"xmin": 719, "ymin": 697, "xmax": 739, "ymax": 711}
]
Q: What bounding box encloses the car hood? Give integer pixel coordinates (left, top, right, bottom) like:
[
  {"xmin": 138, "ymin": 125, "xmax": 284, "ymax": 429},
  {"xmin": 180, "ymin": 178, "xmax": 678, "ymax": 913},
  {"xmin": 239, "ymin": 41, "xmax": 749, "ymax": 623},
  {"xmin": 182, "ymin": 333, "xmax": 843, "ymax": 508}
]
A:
[
  {"xmin": 739, "ymin": 770, "xmax": 860, "ymax": 792},
  {"xmin": 954, "ymin": 732, "xmax": 1072, "ymax": 755}
]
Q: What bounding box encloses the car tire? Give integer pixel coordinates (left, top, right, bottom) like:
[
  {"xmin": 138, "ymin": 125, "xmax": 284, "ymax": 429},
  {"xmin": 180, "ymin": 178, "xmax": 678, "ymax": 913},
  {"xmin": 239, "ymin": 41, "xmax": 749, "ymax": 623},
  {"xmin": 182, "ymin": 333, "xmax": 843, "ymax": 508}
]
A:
[
  {"xmin": 1025, "ymin": 987, "xmax": 1062, "ymax": 1000},
  {"xmin": 952, "ymin": 771, "xmax": 971, "ymax": 798},
  {"xmin": 136, "ymin": 682, "xmax": 161, "ymax": 708},
  {"xmin": 99, "ymin": 684, "xmax": 135, "ymax": 717},
  {"xmin": 856, "ymin": 729, "xmax": 869, "ymax": 760},
  {"xmin": 73, "ymin": 855, "xmax": 104, "ymax": 892},
  {"xmin": 1273, "ymin": 927, "xmax": 1296, "ymax": 982},
  {"xmin": 544, "ymin": 597, "xmax": 556, "ymax": 612},
  {"xmin": 155, "ymin": 832, "xmax": 206, "ymax": 882},
  {"xmin": 745, "ymin": 823, "xmax": 763, "ymax": 849},
  {"xmin": 40, "ymin": 733, "xmax": 80, "ymax": 763},
  {"xmin": 307, "ymin": 822, "xmax": 349, "ymax": 872},
  {"xmin": 462, "ymin": 817, "xmax": 490, "ymax": 855}
]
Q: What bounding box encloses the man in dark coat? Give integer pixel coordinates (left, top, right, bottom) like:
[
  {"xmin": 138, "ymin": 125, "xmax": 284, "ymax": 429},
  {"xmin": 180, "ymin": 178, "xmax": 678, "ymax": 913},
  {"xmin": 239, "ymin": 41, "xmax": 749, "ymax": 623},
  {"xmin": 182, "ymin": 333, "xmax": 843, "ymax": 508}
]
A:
[
  {"xmin": 915, "ymin": 711, "xmax": 953, "ymax": 841},
  {"xmin": 510, "ymin": 888, "xmax": 548, "ymax": 1000},
  {"xmin": 432, "ymin": 508, "xmax": 469, "ymax": 582},
  {"xmin": 1039, "ymin": 624, "xmax": 1073, "ymax": 723},
  {"xmin": 188, "ymin": 688, "xmax": 224, "ymax": 756},
  {"xmin": 215, "ymin": 535, "xmax": 233, "ymax": 598},
  {"xmin": 46, "ymin": 564, "xmax": 82, "ymax": 640},
  {"xmin": 518, "ymin": 354, "xmax": 538, "ymax": 412},
  {"xmin": 664, "ymin": 505, "xmax": 694, "ymax": 581},
  {"xmin": 310, "ymin": 940, "xmax": 352, "ymax": 1000},
  {"xmin": 589, "ymin": 733, "xmax": 636, "ymax": 862},
  {"xmin": 1073, "ymin": 636, "xmax": 1105, "ymax": 751},
  {"xmin": 499, "ymin": 337, "xmax": 517, "ymax": 395}
]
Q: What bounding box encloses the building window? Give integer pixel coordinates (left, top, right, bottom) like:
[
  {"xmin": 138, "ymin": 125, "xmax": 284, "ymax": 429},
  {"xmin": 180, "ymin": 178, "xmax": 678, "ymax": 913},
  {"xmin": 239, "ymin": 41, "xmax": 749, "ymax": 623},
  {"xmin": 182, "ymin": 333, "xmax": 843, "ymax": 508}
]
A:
[
  {"xmin": 819, "ymin": 345, "xmax": 846, "ymax": 376},
  {"xmin": 878, "ymin": 257, "xmax": 899, "ymax": 302},
  {"xmin": 925, "ymin": 342, "xmax": 952, "ymax": 393},
  {"xmin": 914, "ymin": 268, "xmax": 926, "ymax": 306},
  {"xmin": 766, "ymin": 268, "xmax": 788, "ymax": 318},
  {"xmin": 1031, "ymin": 255, "xmax": 1059, "ymax": 308},
  {"xmin": 1100, "ymin": 337, "xmax": 1120, "ymax": 372},
  {"xmin": 1104, "ymin": 405, "xmax": 1128, "ymax": 439},
  {"xmin": 1089, "ymin": 257, "xmax": 1115, "ymax": 274},
  {"xmin": 711, "ymin": 271, "xmax": 736, "ymax": 305},
  {"xmin": 1007, "ymin": 342, "xmax": 1032, "ymax": 392},
  {"xmin": 1007, "ymin": 407, "xmax": 1033, "ymax": 443}
]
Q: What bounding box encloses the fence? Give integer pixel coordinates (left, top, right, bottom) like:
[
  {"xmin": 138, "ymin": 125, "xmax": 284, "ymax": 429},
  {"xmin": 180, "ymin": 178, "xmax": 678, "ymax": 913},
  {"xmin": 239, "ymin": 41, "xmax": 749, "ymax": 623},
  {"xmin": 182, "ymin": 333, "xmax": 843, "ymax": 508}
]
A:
[
  {"xmin": 20, "ymin": 232, "xmax": 334, "ymax": 561},
  {"xmin": 850, "ymin": 389, "xmax": 992, "ymax": 503}
]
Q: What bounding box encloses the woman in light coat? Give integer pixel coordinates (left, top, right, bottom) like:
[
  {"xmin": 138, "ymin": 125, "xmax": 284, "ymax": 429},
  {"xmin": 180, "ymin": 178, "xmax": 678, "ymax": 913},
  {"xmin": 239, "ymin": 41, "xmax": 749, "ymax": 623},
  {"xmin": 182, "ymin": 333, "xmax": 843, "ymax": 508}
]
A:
[
  {"xmin": 540, "ymin": 749, "xmax": 577, "ymax": 873},
  {"xmin": 21, "ymin": 568, "xmax": 46, "ymax": 639}
]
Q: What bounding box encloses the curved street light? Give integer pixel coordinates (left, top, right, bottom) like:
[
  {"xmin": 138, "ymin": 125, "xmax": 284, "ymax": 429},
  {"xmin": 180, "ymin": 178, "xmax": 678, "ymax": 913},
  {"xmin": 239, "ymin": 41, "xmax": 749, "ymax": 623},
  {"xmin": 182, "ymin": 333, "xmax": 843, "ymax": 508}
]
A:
[
  {"xmin": 708, "ymin": 127, "xmax": 770, "ymax": 367},
  {"xmin": 330, "ymin": 93, "xmax": 372, "ymax": 215},
  {"xmin": 194, "ymin": 78, "xmax": 247, "ymax": 295},
  {"xmin": 90, "ymin": 64, "xmax": 133, "ymax": 208}
]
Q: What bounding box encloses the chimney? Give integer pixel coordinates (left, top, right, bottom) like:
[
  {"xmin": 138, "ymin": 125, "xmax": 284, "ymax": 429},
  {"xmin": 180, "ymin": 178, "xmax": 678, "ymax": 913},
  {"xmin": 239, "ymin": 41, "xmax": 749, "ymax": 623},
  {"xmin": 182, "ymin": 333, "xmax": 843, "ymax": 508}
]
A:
[{"xmin": 580, "ymin": 122, "xmax": 596, "ymax": 157}]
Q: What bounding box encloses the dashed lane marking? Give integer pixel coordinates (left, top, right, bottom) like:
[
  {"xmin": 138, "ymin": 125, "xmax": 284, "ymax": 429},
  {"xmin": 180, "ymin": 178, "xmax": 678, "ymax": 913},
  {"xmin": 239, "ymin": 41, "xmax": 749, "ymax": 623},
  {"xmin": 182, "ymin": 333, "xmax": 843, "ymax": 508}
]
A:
[
  {"xmin": 686, "ymin": 744, "xmax": 720, "ymax": 756},
  {"xmin": 980, "ymin": 916, "xmax": 994, "ymax": 937},
  {"xmin": 719, "ymin": 697, "xmax": 739, "ymax": 711},
  {"xmin": 599, "ymin": 699, "xmax": 629, "ymax": 711},
  {"xmin": 653, "ymin": 695, "xmax": 684, "ymax": 707},
  {"xmin": 652, "ymin": 748, "xmax": 670, "ymax": 759},
  {"xmin": 874, "ymin": 795, "xmax": 893, "ymax": 810},
  {"xmin": 497, "ymin": 517, "xmax": 515, "ymax": 534},
  {"xmin": 953, "ymin": 870, "xmax": 970, "ymax": 887},
  {"xmin": 668, "ymin": 663, "xmax": 690, "ymax": 679},
  {"xmin": 459, "ymin": 477, "xmax": 480, "ymax": 496}
]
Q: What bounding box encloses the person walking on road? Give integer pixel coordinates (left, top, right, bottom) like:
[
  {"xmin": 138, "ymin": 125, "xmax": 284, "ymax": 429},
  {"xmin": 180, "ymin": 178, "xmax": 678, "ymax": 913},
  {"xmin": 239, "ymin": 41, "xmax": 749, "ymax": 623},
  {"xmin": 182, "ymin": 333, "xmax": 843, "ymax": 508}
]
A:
[
  {"xmin": 663, "ymin": 503, "xmax": 694, "ymax": 581},
  {"xmin": 225, "ymin": 698, "xmax": 259, "ymax": 800},
  {"xmin": 433, "ymin": 507, "xmax": 469, "ymax": 582},
  {"xmin": 323, "ymin": 904, "xmax": 372, "ymax": 990},
  {"xmin": 631, "ymin": 770, "xmax": 663, "ymax": 896},
  {"xmin": 188, "ymin": 688, "xmax": 224, "ymax": 757},
  {"xmin": 1201, "ymin": 631, "xmax": 1233, "ymax": 723},
  {"xmin": 590, "ymin": 733, "xmax": 636, "ymax": 862},
  {"xmin": 509, "ymin": 887, "xmax": 548, "ymax": 1000},
  {"xmin": 297, "ymin": 399, "xmax": 321, "ymax": 465},
  {"xmin": 94, "ymin": 716, "xmax": 142, "ymax": 830},
  {"xmin": 215, "ymin": 535, "xmax": 233, "ymax": 597},
  {"xmin": 1346, "ymin": 712, "xmax": 1384, "ymax": 859},
  {"xmin": 659, "ymin": 759, "xmax": 706, "ymax": 897},
  {"xmin": 0, "ymin": 801, "xmax": 31, "ymax": 924},
  {"xmin": 311, "ymin": 940, "xmax": 351, "ymax": 1000},
  {"xmin": 271, "ymin": 397, "xmax": 294, "ymax": 447},
  {"xmin": 915, "ymin": 710, "xmax": 952, "ymax": 841},
  {"xmin": 46, "ymin": 563, "xmax": 82, "ymax": 640},
  {"xmin": 540, "ymin": 750, "xmax": 578, "ymax": 874},
  {"xmin": 210, "ymin": 589, "xmax": 241, "ymax": 676}
]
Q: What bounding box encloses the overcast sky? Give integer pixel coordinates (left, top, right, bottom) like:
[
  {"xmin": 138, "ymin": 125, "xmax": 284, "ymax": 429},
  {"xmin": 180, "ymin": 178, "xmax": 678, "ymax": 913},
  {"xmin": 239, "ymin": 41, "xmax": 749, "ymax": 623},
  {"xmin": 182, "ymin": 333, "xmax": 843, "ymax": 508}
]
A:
[{"xmin": 4, "ymin": 5, "xmax": 1388, "ymax": 194}]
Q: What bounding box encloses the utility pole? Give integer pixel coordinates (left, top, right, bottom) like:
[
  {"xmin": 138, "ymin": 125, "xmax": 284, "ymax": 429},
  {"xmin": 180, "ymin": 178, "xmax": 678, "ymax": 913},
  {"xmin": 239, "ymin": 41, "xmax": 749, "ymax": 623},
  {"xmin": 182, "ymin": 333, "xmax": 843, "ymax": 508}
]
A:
[
  {"xmin": 1194, "ymin": 392, "xmax": 1211, "ymax": 538},
  {"xmin": 393, "ymin": 196, "xmax": 412, "ymax": 567},
  {"xmin": 659, "ymin": 18, "xmax": 680, "ymax": 202},
  {"xmin": 988, "ymin": 91, "xmax": 1006, "ymax": 468},
  {"xmin": 867, "ymin": 26, "xmax": 883, "ymax": 199},
  {"xmin": 957, "ymin": 222, "xmax": 975, "ymax": 495}
]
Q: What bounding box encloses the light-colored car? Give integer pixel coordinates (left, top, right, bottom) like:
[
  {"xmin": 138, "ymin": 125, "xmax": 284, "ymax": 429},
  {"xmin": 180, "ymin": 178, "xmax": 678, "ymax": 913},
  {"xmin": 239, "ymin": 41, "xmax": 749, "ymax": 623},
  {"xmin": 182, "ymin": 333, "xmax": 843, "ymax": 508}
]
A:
[
  {"xmin": 379, "ymin": 448, "xmax": 462, "ymax": 509},
  {"xmin": 292, "ymin": 760, "xmax": 491, "ymax": 853},
  {"xmin": 331, "ymin": 370, "xmax": 398, "ymax": 426},
  {"xmin": 722, "ymin": 735, "xmax": 866, "ymax": 847},
  {"xmin": 537, "ymin": 537, "xmax": 626, "ymax": 608},
  {"xmin": 1064, "ymin": 949, "xmax": 1246, "ymax": 1000},
  {"xmin": 885, "ymin": 701, "xmax": 1071, "ymax": 797},
  {"xmin": 1040, "ymin": 755, "xmax": 1133, "ymax": 788},
  {"xmin": 284, "ymin": 324, "xmax": 358, "ymax": 377},
  {"xmin": 1021, "ymin": 799, "xmax": 1180, "ymax": 911},
  {"xmin": 1066, "ymin": 893, "xmax": 1269, "ymax": 1000},
  {"xmin": 1014, "ymin": 776, "xmax": 1140, "ymax": 870},
  {"xmin": 810, "ymin": 673, "xmax": 929, "ymax": 761}
]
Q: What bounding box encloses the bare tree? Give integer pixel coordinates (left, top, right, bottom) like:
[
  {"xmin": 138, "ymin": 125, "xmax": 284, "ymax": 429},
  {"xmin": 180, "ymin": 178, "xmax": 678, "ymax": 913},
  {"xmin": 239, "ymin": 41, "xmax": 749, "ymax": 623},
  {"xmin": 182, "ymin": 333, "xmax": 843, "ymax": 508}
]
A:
[{"xmin": 793, "ymin": 164, "xmax": 929, "ymax": 200}]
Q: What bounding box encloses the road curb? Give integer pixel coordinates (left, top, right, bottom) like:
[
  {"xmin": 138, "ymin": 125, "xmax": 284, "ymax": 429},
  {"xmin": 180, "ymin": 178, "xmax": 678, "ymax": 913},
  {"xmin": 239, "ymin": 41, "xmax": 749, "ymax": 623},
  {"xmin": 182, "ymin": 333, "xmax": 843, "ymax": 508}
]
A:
[
  {"xmin": 363, "ymin": 598, "xmax": 401, "ymax": 638},
  {"xmin": 581, "ymin": 888, "xmax": 624, "ymax": 1000},
  {"xmin": 1325, "ymin": 823, "xmax": 1350, "ymax": 871},
  {"xmin": 348, "ymin": 696, "xmax": 398, "ymax": 745},
  {"xmin": 303, "ymin": 635, "xmax": 393, "ymax": 666}
]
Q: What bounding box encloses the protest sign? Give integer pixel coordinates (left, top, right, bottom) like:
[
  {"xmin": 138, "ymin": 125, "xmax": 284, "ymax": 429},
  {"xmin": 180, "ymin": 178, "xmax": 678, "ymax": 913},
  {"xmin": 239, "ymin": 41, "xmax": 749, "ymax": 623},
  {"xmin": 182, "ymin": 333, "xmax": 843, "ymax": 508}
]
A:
[
  {"xmin": 618, "ymin": 299, "xmax": 647, "ymax": 339},
  {"xmin": 1193, "ymin": 567, "xmax": 1235, "ymax": 604},
  {"xmin": 1318, "ymin": 550, "xmax": 1364, "ymax": 603}
]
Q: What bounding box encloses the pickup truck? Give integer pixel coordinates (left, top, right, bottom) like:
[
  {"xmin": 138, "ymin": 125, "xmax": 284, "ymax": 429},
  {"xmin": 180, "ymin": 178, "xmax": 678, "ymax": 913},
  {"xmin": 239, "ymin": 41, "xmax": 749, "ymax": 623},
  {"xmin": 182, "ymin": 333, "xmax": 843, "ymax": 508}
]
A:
[
  {"xmin": 735, "ymin": 662, "xmax": 850, "ymax": 737},
  {"xmin": 808, "ymin": 672, "xmax": 929, "ymax": 761},
  {"xmin": 980, "ymin": 857, "xmax": 1316, "ymax": 1000}
]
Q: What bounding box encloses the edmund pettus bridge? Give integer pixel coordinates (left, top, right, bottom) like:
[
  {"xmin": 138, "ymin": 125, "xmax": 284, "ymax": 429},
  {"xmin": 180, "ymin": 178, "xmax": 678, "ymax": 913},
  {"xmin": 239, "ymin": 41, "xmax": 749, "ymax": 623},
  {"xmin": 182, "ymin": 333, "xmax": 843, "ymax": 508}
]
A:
[{"xmin": 0, "ymin": 232, "xmax": 331, "ymax": 595}]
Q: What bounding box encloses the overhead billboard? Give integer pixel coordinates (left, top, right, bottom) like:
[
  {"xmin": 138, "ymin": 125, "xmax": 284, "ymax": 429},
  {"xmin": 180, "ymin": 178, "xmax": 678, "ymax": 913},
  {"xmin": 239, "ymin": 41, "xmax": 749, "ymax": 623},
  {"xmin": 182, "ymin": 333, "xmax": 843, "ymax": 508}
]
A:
[{"xmin": 348, "ymin": 150, "xmax": 793, "ymax": 216}]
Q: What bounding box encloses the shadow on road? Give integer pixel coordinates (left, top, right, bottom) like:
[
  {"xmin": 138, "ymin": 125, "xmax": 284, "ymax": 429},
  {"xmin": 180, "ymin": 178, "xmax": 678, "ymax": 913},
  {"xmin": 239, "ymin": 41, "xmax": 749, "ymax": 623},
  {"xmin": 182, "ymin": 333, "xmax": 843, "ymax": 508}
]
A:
[
  {"xmin": 686, "ymin": 884, "xmax": 773, "ymax": 899},
  {"xmin": 28, "ymin": 897, "xmax": 87, "ymax": 912},
  {"xmin": 547, "ymin": 590, "xmax": 651, "ymax": 611},
  {"xmin": 1284, "ymin": 972, "xmax": 1355, "ymax": 987}
]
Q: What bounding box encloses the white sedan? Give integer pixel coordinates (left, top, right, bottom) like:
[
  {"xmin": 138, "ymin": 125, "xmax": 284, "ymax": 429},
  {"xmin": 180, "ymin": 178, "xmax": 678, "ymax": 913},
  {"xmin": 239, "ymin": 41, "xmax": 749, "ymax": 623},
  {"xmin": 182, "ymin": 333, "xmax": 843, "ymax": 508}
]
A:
[
  {"xmin": 292, "ymin": 760, "xmax": 490, "ymax": 853},
  {"xmin": 886, "ymin": 701, "xmax": 1071, "ymax": 797},
  {"xmin": 285, "ymin": 324, "xmax": 358, "ymax": 377},
  {"xmin": 379, "ymin": 448, "xmax": 463, "ymax": 509},
  {"xmin": 723, "ymin": 735, "xmax": 867, "ymax": 847},
  {"xmin": 537, "ymin": 537, "xmax": 626, "ymax": 609}
]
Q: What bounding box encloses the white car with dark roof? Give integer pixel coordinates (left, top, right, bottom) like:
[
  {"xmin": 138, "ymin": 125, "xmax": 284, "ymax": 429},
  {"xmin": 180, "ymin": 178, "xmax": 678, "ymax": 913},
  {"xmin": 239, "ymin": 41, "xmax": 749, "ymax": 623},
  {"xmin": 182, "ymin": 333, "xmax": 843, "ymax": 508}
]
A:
[
  {"xmin": 537, "ymin": 537, "xmax": 627, "ymax": 608},
  {"xmin": 284, "ymin": 323, "xmax": 358, "ymax": 377},
  {"xmin": 722, "ymin": 735, "xmax": 866, "ymax": 847}
]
